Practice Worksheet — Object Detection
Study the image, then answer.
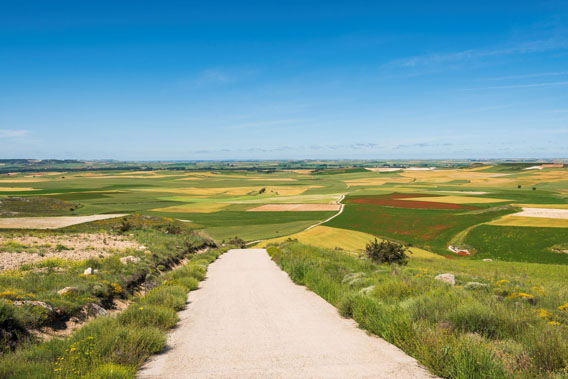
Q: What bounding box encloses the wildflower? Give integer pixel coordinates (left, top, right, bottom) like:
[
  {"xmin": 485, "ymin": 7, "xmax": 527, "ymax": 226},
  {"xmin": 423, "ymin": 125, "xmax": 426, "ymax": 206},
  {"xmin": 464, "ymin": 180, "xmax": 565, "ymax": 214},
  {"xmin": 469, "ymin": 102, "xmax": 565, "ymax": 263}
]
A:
[
  {"xmin": 507, "ymin": 292, "xmax": 534, "ymax": 299},
  {"xmin": 534, "ymin": 308, "xmax": 551, "ymax": 319},
  {"xmin": 548, "ymin": 321, "xmax": 561, "ymax": 326},
  {"xmin": 558, "ymin": 302, "xmax": 568, "ymax": 311},
  {"xmin": 496, "ymin": 280, "xmax": 510, "ymax": 286},
  {"xmin": 139, "ymin": 306, "xmax": 144, "ymax": 310}
]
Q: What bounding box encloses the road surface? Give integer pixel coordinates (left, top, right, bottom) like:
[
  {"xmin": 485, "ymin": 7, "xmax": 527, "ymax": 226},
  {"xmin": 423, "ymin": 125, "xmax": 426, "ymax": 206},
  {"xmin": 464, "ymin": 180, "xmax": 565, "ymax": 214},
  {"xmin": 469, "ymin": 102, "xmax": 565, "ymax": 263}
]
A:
[{"xmin": 138, "ymin": 249, "xmax": 432, "ymax": 378}]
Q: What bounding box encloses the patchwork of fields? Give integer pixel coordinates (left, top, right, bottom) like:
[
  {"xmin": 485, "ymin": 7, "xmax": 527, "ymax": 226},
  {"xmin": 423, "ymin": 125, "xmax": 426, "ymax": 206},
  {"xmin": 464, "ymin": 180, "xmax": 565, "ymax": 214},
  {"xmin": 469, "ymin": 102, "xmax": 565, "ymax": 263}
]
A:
[{"xmin": 1, "ymin": 163, "xmax": 567, "ymax": 264}]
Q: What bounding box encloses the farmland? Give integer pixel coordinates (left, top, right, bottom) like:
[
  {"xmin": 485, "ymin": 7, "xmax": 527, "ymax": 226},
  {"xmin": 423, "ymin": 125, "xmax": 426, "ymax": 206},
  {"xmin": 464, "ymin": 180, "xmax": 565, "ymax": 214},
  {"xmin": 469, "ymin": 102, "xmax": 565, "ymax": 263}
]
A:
[{"xmin": 1, "ymin": 162, "xmax": 567, "ymax": 263}]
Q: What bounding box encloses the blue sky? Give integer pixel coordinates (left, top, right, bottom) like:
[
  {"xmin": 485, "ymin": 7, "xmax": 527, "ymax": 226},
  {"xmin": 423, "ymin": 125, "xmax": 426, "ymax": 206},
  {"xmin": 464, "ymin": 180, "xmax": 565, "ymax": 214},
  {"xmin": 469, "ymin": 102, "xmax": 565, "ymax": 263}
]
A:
[{"xmin": 1, "ymin": 0, "xmax": 567, "ymax": 160}]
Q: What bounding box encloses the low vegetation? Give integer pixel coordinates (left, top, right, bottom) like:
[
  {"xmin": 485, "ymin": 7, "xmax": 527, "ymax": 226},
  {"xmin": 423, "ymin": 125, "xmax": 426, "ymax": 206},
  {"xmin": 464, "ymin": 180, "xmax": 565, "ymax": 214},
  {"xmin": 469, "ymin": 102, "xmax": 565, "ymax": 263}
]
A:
[
  {"xmin": 0, "ymin": 215, "xmax": 215, "ymax": 350},
  {"xmin": 0, "ymin": 247, "xmax": 226, "ymax": 378},
  {"xmin": 268, "ymin": 241, "xmax": 568, "ymax": 378}
]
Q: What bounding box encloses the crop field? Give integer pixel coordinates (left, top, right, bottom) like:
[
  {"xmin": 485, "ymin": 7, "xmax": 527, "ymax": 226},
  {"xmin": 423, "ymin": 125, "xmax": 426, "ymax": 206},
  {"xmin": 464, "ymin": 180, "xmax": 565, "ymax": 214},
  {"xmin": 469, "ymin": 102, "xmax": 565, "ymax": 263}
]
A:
[{"xmin": 0, "ymin": 163, "xmax": 566, "ymax": 263}]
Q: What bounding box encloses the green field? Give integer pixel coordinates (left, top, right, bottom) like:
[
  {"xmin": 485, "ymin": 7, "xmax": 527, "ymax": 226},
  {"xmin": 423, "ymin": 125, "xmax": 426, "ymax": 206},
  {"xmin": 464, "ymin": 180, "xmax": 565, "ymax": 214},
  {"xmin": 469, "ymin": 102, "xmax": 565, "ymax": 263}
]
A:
[{"xmin": 1, "ymin": 162, "xmax": 567, "ymax": 263}]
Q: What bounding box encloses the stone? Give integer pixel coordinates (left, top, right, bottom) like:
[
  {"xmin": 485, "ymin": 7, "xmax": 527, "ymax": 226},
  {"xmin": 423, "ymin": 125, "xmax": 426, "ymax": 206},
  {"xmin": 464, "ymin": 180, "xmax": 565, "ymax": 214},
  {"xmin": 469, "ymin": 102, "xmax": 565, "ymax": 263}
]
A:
[
  {"xmin": 482, "ymin": 259, "xmax": 493, "ymax": 262},
  {"xmin": 58, "ymin": 286, "xmax": 79, "ymax": 296},
  {"xmin": 83, "ymin": 267, "xmax": 93, "ymax": 275},
  {"xmin": 82, "ymin": 303, "xmax": 108, "ymax": 318},
  {"xmin": 120, "ymin": 255, "xmax": 141, "ymax": 265},
  {"xmin": 13, "ymin": 300, "xmax": 54, "ymax": 314},
  {"xmin": 435, "ymin": 273, "xmax": 455, "ymax": 285}
]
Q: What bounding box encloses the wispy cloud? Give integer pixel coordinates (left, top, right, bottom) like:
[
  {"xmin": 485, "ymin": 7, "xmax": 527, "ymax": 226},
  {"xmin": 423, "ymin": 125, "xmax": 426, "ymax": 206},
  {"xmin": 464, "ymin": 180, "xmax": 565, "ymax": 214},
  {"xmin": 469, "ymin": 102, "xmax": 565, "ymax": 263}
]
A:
[
  {"xmin": 0, "ymin": 129, "xmax": 30, "ymax": 138},
  {"xmin": 462, "ymin": 81, "xmax": 568, "ymax": 91},
  {"xmin": 383, "ymin": 39, "xmax": 568, "ymax": 69},
  {"xmin": 484, "ymin": 71, "xmax": 568, "ymax": 81}
]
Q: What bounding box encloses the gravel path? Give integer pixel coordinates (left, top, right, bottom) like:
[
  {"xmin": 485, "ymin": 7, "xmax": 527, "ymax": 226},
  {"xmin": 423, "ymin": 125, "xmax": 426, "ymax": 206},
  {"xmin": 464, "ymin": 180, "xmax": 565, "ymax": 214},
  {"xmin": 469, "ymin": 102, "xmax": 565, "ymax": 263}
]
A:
[{"xmin": 138, "ymin": 249, "xmax": 432, "ymax": 378}]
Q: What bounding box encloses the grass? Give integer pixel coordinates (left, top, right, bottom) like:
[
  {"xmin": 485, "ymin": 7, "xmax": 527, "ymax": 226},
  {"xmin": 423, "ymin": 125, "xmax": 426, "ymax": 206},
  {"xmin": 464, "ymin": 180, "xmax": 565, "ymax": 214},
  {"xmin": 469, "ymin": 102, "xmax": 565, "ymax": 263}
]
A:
[
  {"xmin": 464, "ymin": 224, "xmax": 568, "ymax": 264},
  {"xmin": 326, "ymin": 197, "xmax": 514, "ymax": 254},
  {"xmin": 0, "ymin": 245, "xmax": 226, "ymax": 378},
  {"xmin": 268, "ymin": 241, "xmax": 568, "ymax": 378}
]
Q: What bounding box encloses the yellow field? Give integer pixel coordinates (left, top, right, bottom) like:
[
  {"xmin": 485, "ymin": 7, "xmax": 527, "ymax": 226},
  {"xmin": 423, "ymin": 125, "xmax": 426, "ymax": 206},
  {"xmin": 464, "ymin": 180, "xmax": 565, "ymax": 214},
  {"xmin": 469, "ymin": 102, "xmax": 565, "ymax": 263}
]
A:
[
  {"xmin": 487, "ymin": 216, "xmax": 568, "ymax": 228},
  {"xmin": 151, "ymin": 202, "xmax": 229, "ymax": 213},
  {"xmin": 0, "ymin": 187, "xmax": 37, "ymax": 191},
  {"xmin": 402, "ymin": 195, "xmax": 509, "ymax": 204},
  {"xmin": 141, "ymin": 185, "xmax": 320, "ymax": 196},
  {"xmin": 255, "ymin": 225, "xmax": 442, "ymax": 259}
]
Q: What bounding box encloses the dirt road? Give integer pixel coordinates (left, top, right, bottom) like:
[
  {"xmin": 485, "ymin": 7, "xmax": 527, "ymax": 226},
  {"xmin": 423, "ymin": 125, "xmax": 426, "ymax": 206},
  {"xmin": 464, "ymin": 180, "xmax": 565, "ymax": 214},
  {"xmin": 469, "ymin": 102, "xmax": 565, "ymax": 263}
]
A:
[{"xmin": 138, "ymin": 249, "xmax": 432, "ymax": 378}]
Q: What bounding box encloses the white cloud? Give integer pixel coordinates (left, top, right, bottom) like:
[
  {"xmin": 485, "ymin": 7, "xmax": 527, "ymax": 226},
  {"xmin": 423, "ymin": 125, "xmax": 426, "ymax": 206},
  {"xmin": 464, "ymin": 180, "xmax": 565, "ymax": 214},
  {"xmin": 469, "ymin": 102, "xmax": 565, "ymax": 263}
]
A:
[{"xmin": 0, "ymin": 129, "xmax": 30, "ymax": 138}]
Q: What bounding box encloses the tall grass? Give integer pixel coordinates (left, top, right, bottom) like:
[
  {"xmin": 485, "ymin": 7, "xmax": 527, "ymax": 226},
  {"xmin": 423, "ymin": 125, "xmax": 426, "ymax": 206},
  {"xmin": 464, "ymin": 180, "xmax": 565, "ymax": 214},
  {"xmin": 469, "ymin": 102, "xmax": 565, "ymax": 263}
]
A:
[{"xmin": 268, "ymin": 242, "xmax": 568, "ymax": 378}]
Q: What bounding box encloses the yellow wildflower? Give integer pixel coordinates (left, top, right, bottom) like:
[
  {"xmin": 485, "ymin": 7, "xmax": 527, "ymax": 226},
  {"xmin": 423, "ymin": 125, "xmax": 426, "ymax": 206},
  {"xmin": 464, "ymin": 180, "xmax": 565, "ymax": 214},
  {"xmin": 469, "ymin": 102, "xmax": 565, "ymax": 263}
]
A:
[
  {"xmin": 548, "ymin": 321, "xmax": 561, "ymax": 326},
  {"xmin": 496, "ymin": 280, "xmax": 510, "ymax": 286},
  {"xmin": 558, "ymin": 302, "xmax": 568, "ymax": 311},
  {"xmin": 534, "ymin": 308, "xmax": 551, "ymax": 319},
  {"xmin": 507, "ymin": 292, "xmax": 534, "ymax": 299}
]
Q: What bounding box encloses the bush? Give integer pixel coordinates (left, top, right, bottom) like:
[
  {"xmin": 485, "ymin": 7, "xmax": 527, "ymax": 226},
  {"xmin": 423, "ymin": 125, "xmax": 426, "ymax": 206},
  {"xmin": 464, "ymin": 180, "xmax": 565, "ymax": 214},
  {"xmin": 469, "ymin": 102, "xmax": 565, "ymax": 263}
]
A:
[
  {"xmin": 228, "ymin": 236, "xmax": 246, "ymax": 248},
  {"xmin": 365, "ymin": 238, "xmax": 409, "ymax": 265}
]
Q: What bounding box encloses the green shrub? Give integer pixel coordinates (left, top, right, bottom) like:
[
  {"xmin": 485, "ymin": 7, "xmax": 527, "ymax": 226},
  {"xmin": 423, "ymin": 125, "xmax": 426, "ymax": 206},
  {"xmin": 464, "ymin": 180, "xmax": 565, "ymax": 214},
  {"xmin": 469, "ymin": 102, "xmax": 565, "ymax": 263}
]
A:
[{"xmin": 365, "ymin": 238, "xmax": 409, "ymax": 265}]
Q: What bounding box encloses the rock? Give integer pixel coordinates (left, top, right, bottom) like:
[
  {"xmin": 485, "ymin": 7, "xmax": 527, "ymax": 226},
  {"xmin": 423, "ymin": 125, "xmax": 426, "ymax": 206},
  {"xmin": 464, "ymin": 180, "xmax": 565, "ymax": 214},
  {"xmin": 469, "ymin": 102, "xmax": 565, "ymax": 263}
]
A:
[
  {"xmin": 137, "ymin": 245, "xmax": 147, "ymax": 250},
  {"xmin": 82, "ymin": 303, "xmax": 108, "ymax": 318},
  {"xmin": 465, "ymin": 282, "xmax": 489, "ymax": 290},
  {"xmin": 58, "ymin": 287, "xmax": 79, "ymax": 296},
  {"xmin": 13, "ymin": 300, "xmax": 54, "ymax": 314},
  {"xmin": 83, "ymin": 267, "xmax": 93, "ymax": 275},
  {"xmin": 482, "ymin": 259, "xmax": 493, "ymax": 262},
  {"xmin": 435, "ymin": 273, "xmax": 455, "ymax": 285},
  {"xmin": 120, "ymin": 255, "xmax": 141, "ymax": 265}
]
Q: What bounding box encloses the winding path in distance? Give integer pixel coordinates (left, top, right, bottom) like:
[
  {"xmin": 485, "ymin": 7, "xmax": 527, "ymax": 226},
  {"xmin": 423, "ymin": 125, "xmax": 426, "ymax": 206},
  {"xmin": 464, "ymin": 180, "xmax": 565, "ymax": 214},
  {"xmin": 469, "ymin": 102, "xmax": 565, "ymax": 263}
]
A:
[{"xmin": 138, "ymin": 249, "xmax": 432, "ymax": 378}]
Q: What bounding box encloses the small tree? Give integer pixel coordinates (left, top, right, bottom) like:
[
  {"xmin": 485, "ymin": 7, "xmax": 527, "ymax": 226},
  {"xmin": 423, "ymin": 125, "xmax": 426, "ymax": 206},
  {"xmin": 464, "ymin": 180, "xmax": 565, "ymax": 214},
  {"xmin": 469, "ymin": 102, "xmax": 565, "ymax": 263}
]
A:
[
  {"xmin": 365, "ymin": 238, "xmax": 409, "ymax": 265},
  {"xmin": 259, "ymin": 187, "xmax": 266, "ymax": 194},
  {"xmin": 517, "ymin": 184, "xmax": 522, "ymax": 189}
]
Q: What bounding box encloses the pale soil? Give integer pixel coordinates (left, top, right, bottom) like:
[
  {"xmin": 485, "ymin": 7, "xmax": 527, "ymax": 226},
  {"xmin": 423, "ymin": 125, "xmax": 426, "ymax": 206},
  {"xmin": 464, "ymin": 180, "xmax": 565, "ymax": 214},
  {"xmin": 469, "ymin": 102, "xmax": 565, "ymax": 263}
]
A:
[
  {"xmin": 435, "ymin": 191, "xmax": 489, "ymax": 195},
  {"xmin": 0, "ymin": 214, "xmax": 127, "ymax": 229},
  {"xmin": 516, "ymin": 207, "xmax": 568, "ymax": 219},
  {"xmin": 0, "ymin": 233, "xmax": 137, "ymax": 271},
  {"xmin": 365, "ymin": 167, "xmax": 402, "ymax": 172},
  {"xmin": 247, "ymin": 203, "xmax": 341, "ymax": 212},
  {"xmin": 138, "ymin": 249, "xmax": 432, "ymax": 379}
]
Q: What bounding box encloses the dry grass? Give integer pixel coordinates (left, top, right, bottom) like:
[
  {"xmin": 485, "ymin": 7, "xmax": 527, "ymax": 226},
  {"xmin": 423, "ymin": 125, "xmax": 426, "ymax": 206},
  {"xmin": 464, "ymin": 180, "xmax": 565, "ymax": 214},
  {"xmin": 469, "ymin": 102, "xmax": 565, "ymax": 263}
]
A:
[
  {"xmin": 514, "ymin": 203, "xmax": 568, "ymax": 209},
  {"xmin": 0, "ymin": 187, "xmax": 37, "ymax": 191},
  {"xmin": 151, "ymin": 202, "xmax": 229, "ymax": 213},
  {"xmin": 247, "ymin": 203, "xmax": 340, "ymax": 212},
  {"xmin": 515, "ymin": 207, "xmax": 568, "ymax": 219},
  {"xmin": 0, "ymin": 214, "xmax": 127, "ymax": 229},
  {"xmin": 487, "ymin": 216, "xmax": 568, "ymax": 228}
]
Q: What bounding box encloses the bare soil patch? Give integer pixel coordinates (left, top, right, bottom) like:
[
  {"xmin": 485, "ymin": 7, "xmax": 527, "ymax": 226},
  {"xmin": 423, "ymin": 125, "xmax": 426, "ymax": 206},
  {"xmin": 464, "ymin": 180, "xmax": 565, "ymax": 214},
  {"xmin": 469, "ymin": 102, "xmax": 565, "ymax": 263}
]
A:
[
  {"xmin": 247, "ymin": 203, "xmax": 341, "ymax": 212},
  {"xmin": 516, "ymin": 207, "xmax": 568, "ymax": 219},
  {"xmin": 0, "ymin": 214, "xmax": 127, "ymax": 229},
  {"xmin": 0, "ymin": 232, "xmax": 137, "ymax": 271}
]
